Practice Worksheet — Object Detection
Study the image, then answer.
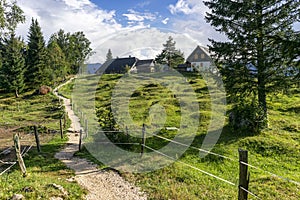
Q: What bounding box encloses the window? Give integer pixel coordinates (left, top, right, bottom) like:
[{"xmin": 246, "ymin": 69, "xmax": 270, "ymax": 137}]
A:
[
  {"xmin": 201, "ymin": 53, "xmax": 205, "ymax": 59},
  {"xmin": 194, "ymin": 53, "xmax": 198, "ymax": 60}
]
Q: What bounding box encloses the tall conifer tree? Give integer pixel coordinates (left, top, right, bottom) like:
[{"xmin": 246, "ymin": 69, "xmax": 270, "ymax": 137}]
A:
[
  {"xmin": 1, "ymin": 33, "xmax": 25, "ymax": 97},
  {"xmin": 106, "ymin": 49, "xmax": 113, "ymax": 61},
  {"xmin": 155, "ymin": 36, "xmax": 184, "ymax": 68},
  {"xmin": 26, "ymin": 18, "xmax": 49, "ymax": 86},
  {"xmin": 204, "ymin": 0, "xmax": 299, "ymax": 131}
]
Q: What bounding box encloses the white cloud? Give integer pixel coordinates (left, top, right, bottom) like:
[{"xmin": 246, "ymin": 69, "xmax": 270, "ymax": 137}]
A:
[
  {"xmin": 16, "ymin": 0, "xmax": 121, "ymax": 42},
  {"xmin": 123, "ymin": 9, "xmax": 156, "ymax": 22},
  {"xmin": 63, "ymin": 0, "xmax": 94, "ymax": 9},
  {"xmin": 168, "ymin": 0, "xmax": 226, "ymax": 46},
  {"xmin": 169, "ymin": 0, "xmax": 209, "ymax": 16},
  {"xmin": 162, "ymin": 18, "xmax": 169, "ymax": 25},
  {"xmin": 15, "ymin": 0, "xmax": 219, "ymax": 64},
  {"xmin": 136, "ymin": 1, "xmax": 151, "ymax": 8},
  {"xmin": 94, "ymin": 28, "xmax": 199, "ymax": 62},
  {"xmin": 169, "ymin": 0, "xmax": 193, "ymax": 15}
]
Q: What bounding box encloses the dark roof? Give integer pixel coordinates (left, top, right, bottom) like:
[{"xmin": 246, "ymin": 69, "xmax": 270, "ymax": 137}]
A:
[
  {"xmin": 96, "ymin": 59, "xmax": 115, "ymax": 74},
  {"xmin": 103, "ymin": 57, "xmax": 138, "ymax": 74},
  {"xmin": 187, "ymin": 45, "xmax": 211, "ymax": 63},
  {"xmin": 136, "ymin": 59, "xmax": 154, "ymax": 67}
]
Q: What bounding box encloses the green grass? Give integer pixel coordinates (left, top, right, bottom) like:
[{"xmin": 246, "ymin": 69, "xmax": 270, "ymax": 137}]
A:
[
  {"xmin": 0, "ymin": 90, "xmax": 65, "ymax": 131},
  {"xmin": 62, "ymin": 74, "xmax": 300, "ymax": 200},
  {"xmin": 57, "ymin": 78, "xmax": 75, "ymax": 99},
  {"xmin": 0, "ymin": 90, "xmax": 86, "ymax": 199},
  {"xmin": 0, "ymin": 136, "xmax": 86, "ymax": 199}
]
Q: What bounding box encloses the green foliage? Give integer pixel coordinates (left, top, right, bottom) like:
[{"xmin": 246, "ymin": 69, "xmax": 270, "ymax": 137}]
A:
[
  {"xmin": 49, "ymin": 29, "xmax": 93, "ymax": 74},
  {"xmin": 155, "ymin": 36, "xmax": 185, "ymax": 68},
  {"xmin": 25, "ymin": 18, "xmax": 49, "ymax": 87},
  {"xmin": 46, "ymin": 40, "xmax": 68, "ymax": 83},
  {"xmin": 0, "ymin": 0, "xmax": 25, "ymax": 38},
  {"xmin": 0, "ymin": 33, "xmax": 25, "ymax": 97},
  {"xmin": 229, "ymin": 101, "xmax": 267, "ymax": 134},
  {"xmin": 204, "ymin": 0, "xmax": 300, "ymax": 131}
]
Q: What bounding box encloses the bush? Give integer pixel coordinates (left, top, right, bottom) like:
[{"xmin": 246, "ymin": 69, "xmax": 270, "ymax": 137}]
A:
[{"xmin": 229, "ymin": 102, "xmax": 267, "ymax": 134}]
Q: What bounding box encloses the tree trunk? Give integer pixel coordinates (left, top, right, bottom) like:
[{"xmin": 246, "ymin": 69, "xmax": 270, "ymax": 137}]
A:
[
  {"xmin": 256, "ymin": 2, "xmax": 268, "ymax": 129},
  {"xmin": 257, "ymin": 77, "xmax": 268, "ymax": 129}
]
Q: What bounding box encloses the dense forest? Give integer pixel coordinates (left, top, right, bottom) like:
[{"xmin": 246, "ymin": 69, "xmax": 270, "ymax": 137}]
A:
[{"xmin": 0, "ymin": 0, "xmax": 92, "ymax": 97}]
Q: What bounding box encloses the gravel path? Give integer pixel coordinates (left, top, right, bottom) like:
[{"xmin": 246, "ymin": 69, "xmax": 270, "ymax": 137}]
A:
[{"xmin": 53, "ymin": 79, "xmax": 147, "ymax": 200}]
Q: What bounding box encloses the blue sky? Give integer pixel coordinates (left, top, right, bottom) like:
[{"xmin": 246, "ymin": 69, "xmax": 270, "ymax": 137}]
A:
[
  {"xmin": 90, "ymin": 0, "xmax": 177, "ymax": 26},
  {"xmin": 89, "ymin": 0, "xmax": 189, "ymax": 28}
]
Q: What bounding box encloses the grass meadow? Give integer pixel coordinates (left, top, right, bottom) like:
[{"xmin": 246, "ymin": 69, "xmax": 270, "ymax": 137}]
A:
[{"xmin": 62, "ymin": 72, "xmax": 299, "ymax": 199}]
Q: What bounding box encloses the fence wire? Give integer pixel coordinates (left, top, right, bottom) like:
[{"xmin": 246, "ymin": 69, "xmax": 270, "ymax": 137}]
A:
[
  {"xmin": 0, "ymin": 145, "xmax": 33, "ymax": 176},
  {"xmin": 240, "ymin": 161, "xmax": 300, "ymax": 186},
  {"xmin": 142, "ymin": 144, "xmax": 236, "ymax": 186},
  {"xmin": 145, "ymin": 131, "xmax": 299, "ymax": 187},
  {"xmin": 240, "ymin": 186, "xmax": 262, "ymax": 200},
  {"xmin": 149, "ymin": 133, "xmax": 237, "ymax": 161}
]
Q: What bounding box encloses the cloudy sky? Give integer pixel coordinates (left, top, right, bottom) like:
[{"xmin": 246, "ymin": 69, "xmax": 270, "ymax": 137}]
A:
[{"xmin": 14, "ymin": 0, "xmax": 224, "ymax": 63}]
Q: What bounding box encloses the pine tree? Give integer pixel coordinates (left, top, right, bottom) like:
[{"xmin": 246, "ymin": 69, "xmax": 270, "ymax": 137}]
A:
[
  {"xmin": 155, "ymin": 36, "xmax": 184, "ymax": 68},
  {"xmin": 204, "ymin": 0, "xmax": 299, "ymax": 131},
  {"xmin": 25, "ymin": 18, "xmax": 49, "ymax": 87},
  {"xmin": 0, "ymin": 33, "xmax": 25, "ymax": 97},
  {"xmin": 106, "ymin": 49, "xmax": 113, "ymax": 61}
]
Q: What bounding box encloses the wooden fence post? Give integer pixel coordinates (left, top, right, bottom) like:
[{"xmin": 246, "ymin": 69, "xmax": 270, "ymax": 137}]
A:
[
  {"xmin": 85, "ymin": 119, "xmax": 88, "ymax": 138},
  {"xmin": 141, "ymin": 124, "xmax": 146, "ymax": 157},
  {"xmin": 238, "ymin": 149, "xmax": 249, "ymax": 200},
  {"xmin": 126, "ymin": 126, "xmax": 129, "ymax": 141},
  {"xmin": 63, "ymin": 113, "xmax": 66, "ymax": 128},
  {"xmin": 34, "ymin": 126, "xmax": 41, "ymax": 153},
  {"xmin": 59, "ymin": 118, "xmax": 63, "ymax": 139},
  {"xmin": 14, "ymin": 134, "xmax": 27, "ymax": 177},
  {"xmin": 79, "ymin": 129, "xmax": 82, "ymax": 151}
]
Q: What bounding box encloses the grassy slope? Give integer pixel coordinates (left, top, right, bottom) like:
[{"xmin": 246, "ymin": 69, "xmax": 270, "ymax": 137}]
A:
[
  {"xmin": 0, "ymin": 90, "xmax": 86, "ymax": 199},
  {"xmin": 61, "ymin": 74, "xmax": 300, "ymax": 200}
]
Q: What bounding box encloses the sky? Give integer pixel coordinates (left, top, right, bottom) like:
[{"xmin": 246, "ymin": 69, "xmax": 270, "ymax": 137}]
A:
[{"xmin": 14, "ymin": 1, "xmax": 223, "ymax": 63}]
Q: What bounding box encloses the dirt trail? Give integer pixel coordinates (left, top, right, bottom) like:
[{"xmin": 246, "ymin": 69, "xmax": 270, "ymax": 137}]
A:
[{"xmin": 53, "ymin": 79, "xmax": 147, "ymax": 200}]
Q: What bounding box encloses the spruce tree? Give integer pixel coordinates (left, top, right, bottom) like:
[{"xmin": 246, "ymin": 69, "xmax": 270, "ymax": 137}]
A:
[
  {"xmin": 155, "ymin": 36, "xmax": 184, "ymax": 68},
  {"xmin": 0, "ymin": 33, "xmax": 25, "ymax": 97},
  {"xmin": 204, "ymin": 0, "xmax": 299, "ymax": 131},
  {"xmin": 26, "ymin": 18, "xmax": 49, "ymax": 87},
  {"xmin": 106, "ymin": 49, "xmax": 113, "ymax": 61}
]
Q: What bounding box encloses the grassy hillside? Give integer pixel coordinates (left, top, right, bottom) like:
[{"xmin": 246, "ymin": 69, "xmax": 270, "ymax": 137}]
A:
[
  {"xmin": 62, "ymin": 73, "xmax": 300, "ymax": 199},
  {"xmin": 0, "ymin": 90, "xmax": 86, "ymax": 199}
]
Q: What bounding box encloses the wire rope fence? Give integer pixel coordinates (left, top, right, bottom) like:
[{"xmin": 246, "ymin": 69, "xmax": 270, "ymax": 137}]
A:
[{"xmin": 85, "ymin": 124, "xmax": 300, "ymax": 200}]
